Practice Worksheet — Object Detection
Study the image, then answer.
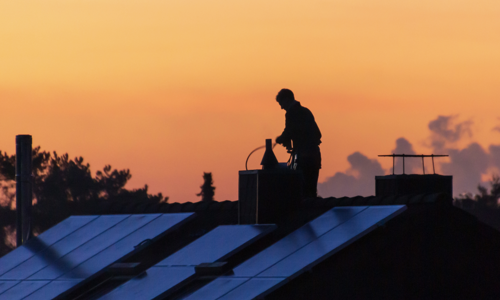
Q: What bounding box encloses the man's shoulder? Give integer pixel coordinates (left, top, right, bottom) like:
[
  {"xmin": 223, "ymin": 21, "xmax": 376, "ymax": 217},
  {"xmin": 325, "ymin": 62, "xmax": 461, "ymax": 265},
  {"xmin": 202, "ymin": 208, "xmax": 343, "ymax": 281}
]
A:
[
  {"xmin": 296, "ymin": 103, "xmax": 314, "ymax": 116},
  {"xmin": 286, "ymin": 102, "xmax": 313, "ymax": 117}
]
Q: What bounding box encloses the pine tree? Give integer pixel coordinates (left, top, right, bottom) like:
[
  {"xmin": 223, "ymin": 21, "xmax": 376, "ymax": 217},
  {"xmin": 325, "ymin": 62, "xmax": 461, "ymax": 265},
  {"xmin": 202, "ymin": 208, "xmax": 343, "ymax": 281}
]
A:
[{"xmin": 197, "ymin": 172, "xmax": 215, "ymax": 202}]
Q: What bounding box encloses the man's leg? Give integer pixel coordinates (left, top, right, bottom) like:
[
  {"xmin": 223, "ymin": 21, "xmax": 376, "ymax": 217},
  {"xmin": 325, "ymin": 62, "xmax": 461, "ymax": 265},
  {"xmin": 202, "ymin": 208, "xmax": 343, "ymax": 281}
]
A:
[{"xmin": 302, "ymin": 165, "xmax": 320, "ymax": 198}]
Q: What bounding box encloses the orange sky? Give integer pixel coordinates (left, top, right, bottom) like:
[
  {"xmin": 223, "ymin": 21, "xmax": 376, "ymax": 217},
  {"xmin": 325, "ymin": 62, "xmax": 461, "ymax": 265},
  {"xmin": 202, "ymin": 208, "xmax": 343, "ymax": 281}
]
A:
[{"xmin": 1, "ymin": 0, "xmax": 500, "ymax": 202}]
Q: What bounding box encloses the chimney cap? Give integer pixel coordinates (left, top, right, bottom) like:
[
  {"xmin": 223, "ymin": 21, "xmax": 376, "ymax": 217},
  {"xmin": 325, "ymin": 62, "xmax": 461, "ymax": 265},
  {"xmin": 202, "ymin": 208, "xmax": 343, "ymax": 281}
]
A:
[{"xmin": 261, "ymin": 139, "xmax": 279, "ymax": 170}]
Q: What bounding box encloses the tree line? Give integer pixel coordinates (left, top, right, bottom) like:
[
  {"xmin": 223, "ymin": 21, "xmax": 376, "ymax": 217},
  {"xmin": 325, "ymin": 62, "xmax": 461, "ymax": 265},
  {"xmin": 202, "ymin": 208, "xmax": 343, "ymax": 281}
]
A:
[
  {"xmin": 455, "ymin": 175, "xmax": 500, "ymax": 209},
  {"xmin": 0, "ymin": 146, "xmax": 167, "ymax": 255}
]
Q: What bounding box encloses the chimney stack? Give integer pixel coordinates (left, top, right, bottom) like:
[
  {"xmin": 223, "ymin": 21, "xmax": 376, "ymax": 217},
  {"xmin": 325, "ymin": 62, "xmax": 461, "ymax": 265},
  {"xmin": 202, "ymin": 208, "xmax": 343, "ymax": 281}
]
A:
[
  {"xmin": 376, "ymin": 154, "xmax": 452, "ymax": 197},
  {"xmin": 239, "ymin": 139, "xmax": 301, "ymax": 225},
  {"xmin": 16, "ymin": 135, "xmax": 32, "ymax": 246}
]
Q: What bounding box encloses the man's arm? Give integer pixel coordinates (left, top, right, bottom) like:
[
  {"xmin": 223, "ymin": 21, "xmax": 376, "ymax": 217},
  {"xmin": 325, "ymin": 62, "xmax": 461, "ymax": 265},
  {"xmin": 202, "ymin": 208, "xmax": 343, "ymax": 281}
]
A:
[
  {"xmin": 275, "ymin": 134, "xmax": 292, "ymax": 149},
  {"xmin": 276, "ymin": 114, "xmax": 293, "ymax": 149}
]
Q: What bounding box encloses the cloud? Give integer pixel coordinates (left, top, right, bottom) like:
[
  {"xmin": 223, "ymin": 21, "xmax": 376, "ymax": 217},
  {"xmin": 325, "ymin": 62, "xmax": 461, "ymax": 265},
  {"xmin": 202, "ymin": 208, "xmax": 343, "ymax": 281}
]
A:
[
  {"xmin": 318, "ymin": 138, "xmax": 418, "ymax": 198},
  {"xmin": 489, "ymin": 144, "xmax": 500, "ymax": 169},
  {"xmin": 440, "ymin": 143, "xmax": 489, "ymax": 195},
  {"xmin": 318, "ymin": 152, "xmax": 384, "ymax": 197},
  {"xmin": 426, "ymin": 115, "xmax": 489, "ymax": 195},
  {"xmin": 492, "ymin": 117, "xmax": 500, "ymax": 133},
  {"xmin": 428, "ymin": 115, "xmax": 472, "ymax": 151},
  {"xmin": 391, "ymin": 137, "xmax": 419, "ymax": 175},
  {"xmin": 318, "ymin": 115, "xmax": 500, "ymax": 198}
]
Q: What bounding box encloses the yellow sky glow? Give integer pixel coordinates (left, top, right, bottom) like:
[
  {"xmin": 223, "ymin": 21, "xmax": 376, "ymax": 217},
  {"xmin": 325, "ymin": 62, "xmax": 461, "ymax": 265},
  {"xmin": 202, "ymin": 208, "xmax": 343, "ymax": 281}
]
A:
[{"xmin": 1, "ymin": 0, "xmax": 500, "ymax": 201}]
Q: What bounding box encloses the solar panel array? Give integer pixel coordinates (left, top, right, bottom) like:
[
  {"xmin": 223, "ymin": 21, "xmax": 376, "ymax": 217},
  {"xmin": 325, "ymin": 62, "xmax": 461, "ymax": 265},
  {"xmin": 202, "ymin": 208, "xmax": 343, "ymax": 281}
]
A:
[
  {"xmin": 184, "ymin": 205, "xmax": 406, "ymax": 300},
  {"xmin": 99, "ymin": 224, "xmax": 277, "ymax": 300},
  {"xmin": 0, "ymin": 213, "xmax": 195, "ymax": 300}
]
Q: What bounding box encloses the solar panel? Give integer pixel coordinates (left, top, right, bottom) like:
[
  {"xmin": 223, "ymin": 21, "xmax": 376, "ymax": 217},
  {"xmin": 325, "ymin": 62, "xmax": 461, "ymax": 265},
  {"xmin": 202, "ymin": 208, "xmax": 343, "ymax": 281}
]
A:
[
  {"xmin": 0, "ymin": 213, "xmax": 195, "ymax": 300},
  {"xmin": 182, "ymin": 277, "xmax": 249, "ymax": 300},
  {"xmin": 185, "ymin": 205, "xmax": 406, "ymax": 300},
  {"xmin": 233, "ymin": 206, "xmax": 368, "ymax": 277},
  {"xmin": 62, "ymin": 213, "xmax": 200, "ymax": 279},
  {"xmin": 0, "ymin": 215, "xmax": 129, "ymax": 280},
  {"xmin": 29, "ymin": 214, "xmax": 161, "ymax": 280},
  {"xmin": 22, "ymin": 279, "xmax": 82, "ymax": 300},
  {"xmin": 0, "ymin": 215, "xmax": 97, "ymax": 277},
  {"xmin": 0, "ymin": 280, "xmax": 48, "ymax": 300},
  {"xmin": 259, "ymin": 206, "xmax": 405, "ymax": 278},
  {"xmin": 99, "ymin": 267, "xmax": 197, "ymax": 300},
  {"xmin": 183, "ymin": 277, "xmax": 286, "ymax": 300},
  {"xmin": 217, "ymin": 278, "xmax": 286, "ymax": 300},
  {"xmin": 99, "ymin": 224, "xmax": 276, "ymax": 300},
  {"xmin": 0, "ymin": 281, "xmax": 19, "ymax": 294},
  {"xmin": 159, "ymin": 225, "xmax": 277, "ymax": 266}
]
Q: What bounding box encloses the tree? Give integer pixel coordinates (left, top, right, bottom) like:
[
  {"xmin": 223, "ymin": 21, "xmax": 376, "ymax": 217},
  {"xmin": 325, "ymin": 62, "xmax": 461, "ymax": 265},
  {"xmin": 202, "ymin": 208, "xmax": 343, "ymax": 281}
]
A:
[
  {"xmin": 455, "ymin": 175, "xmax": 500, "ymax": 209},
  {"xmin": 0, "ymin": 146, "xmax": 168, "ymax": 255},
  {"xmin": 197, "ymin": 172, "xmax": 215, "ymax": 202}
]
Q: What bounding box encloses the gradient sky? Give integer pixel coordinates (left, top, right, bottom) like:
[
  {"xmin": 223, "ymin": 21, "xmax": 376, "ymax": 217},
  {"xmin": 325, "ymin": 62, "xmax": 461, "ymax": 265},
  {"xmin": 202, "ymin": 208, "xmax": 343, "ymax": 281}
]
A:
[{"xmin": 1, "ymin": 0, "xmax": 500, "ymax": 202}]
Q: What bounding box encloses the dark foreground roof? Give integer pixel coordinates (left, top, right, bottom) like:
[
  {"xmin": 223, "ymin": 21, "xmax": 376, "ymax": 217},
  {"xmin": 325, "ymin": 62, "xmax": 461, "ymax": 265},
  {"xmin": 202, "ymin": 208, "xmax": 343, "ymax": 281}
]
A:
[
  {"xmin": 2, "ymin": 193, "xmax": 500, "ymax": 299},
  {"xmin": 81, "ymin": 193, "xmax": 451, "ymax": 215}
]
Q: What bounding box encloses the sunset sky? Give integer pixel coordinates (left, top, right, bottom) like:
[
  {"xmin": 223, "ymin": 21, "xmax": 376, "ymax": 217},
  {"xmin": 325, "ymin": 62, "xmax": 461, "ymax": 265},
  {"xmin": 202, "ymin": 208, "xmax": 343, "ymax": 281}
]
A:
[{"xmin": 1, "ymin": 0, "xmax": 500, "ymax": 201}]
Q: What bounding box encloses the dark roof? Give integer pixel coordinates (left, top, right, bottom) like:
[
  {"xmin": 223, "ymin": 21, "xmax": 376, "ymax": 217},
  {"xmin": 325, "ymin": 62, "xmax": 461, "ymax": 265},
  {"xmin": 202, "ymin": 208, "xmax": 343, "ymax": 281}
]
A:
[
  {"xmin": 82, "ymin": 193, "xmax": 451, "ymax": 215},
  {"xmin": 4, "ymin": 192, "xmax": 500, "ymax": 299}
]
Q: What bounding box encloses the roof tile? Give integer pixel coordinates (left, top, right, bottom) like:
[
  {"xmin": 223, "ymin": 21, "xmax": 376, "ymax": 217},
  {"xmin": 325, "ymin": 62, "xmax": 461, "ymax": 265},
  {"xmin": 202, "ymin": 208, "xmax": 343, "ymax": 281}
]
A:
[
  {"xmin": 380, "ymin": 195, "xmax": 397, "ymax": 205},
  {"xmin": 195, "ymin": 201, "xmax": 210, "ymax": 211},
  {"xmin": 208, "ymin": 201, "xmax": 222, "ymax": 211},
  {"xmin": 338, "ymin": 197, "xmax": 354, "ymax": 206},
  {"xmin": 312, "ymin": 198, "xmax": 328, "ymax": 208},
  {"xmin": 182, "ymin": 202, "xmax": 196, "ymax": 212},
  {"xmin": 167, "ymin": 203, "xmax": 182, "ymax": 213},
  {"xmin": 145, "ymin": 203, "xmax": 161, "ymax": 213}
]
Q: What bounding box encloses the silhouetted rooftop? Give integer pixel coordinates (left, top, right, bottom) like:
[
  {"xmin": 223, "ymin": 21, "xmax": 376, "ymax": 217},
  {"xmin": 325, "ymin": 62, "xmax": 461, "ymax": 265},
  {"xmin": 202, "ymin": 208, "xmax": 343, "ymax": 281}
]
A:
[{"xmin": 81, "ymin": 193, "xmax": 451, "ymax": 215}]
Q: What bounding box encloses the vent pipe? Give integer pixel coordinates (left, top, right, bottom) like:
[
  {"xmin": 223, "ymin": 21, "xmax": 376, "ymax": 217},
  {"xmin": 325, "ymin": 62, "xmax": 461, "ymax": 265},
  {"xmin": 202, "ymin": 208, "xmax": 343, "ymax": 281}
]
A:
[
  {"xmin": 16, "ymin": 135, "xmax": 32, "ymax": 247},
  {"xmin": 260, "ymin": 139, "xmax": 278, "ymax": 170}
]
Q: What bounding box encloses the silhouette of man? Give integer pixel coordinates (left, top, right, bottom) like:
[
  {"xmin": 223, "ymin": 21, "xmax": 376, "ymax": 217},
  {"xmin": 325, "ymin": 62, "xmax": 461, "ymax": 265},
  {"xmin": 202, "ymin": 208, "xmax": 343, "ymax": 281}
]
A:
[{"xmin": 275, "ymin": 89, "xmax": 322, "ymax": 198}]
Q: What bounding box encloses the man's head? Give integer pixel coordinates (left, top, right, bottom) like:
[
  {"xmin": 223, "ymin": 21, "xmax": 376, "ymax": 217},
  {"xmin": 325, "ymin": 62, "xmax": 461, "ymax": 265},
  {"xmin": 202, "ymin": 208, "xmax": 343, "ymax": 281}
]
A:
[{"xmin": 276, "ymin": 89, "xmax": 295, "ymax": 110}]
